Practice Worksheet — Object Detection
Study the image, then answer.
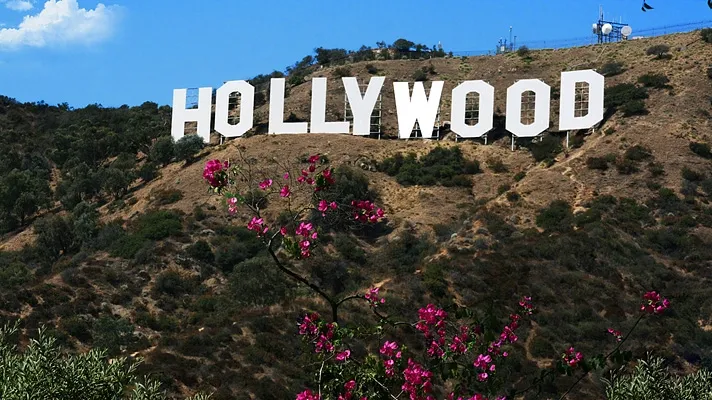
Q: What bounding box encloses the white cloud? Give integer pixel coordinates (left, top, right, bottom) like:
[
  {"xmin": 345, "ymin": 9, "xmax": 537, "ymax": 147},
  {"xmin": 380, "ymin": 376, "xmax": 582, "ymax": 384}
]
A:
[
  {"xmin": 3, "ymin": 1, "xmax": 34, "ymax": 11},
  {"xmin": 0, "ymin": 0, "xmax": 122, "ymax": 50}
]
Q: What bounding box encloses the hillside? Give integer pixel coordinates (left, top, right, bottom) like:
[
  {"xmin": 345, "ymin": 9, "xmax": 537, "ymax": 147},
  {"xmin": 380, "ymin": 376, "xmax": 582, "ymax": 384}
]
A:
[{"xmin": 1, "ymin": 29, "xmax": 712, "ymax": 399}]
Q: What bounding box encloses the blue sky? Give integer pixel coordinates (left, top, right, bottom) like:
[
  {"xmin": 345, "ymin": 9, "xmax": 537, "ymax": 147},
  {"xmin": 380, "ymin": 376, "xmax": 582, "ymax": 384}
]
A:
[{"xmin": 0, "ymin": 0, "xmax": 708, "ymax": 108}]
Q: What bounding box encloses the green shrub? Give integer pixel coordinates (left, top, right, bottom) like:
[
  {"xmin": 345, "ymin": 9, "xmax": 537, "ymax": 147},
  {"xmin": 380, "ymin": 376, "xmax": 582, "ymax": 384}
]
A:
[
  {"xmin": 527, "ymin": 135, "xmax": 562, "ymax": 162},
  {"xmin": 228, "ymin": 256, "xmax": 293, "ymax": 306},
  {"xmin": 91, "ymin": 316, "xmax": 136, "ymax": 357},
  {"xmin": 133, "ymin": 210, "xmax": 183, "ymax": 240},
  {"xmin": 536, "ymin": 200, "xmax": 573, "ymax": 232},
  {"xmin": 154, "ymin": 189, "xmax": 183, "ymax": 205},
  {"xmin": 599, "ymin": 61, "xmax": 625, "ymax": 77},
  {"xmin": 110, "ymin": 234, "xmax": 149, "ymax": 259},
  {"xmin": 637, "ymin": 73, "xmax": 670, "ymax": 89},
  {"xmin": 615, "ymin": 157, "xmax": 638, "ymax": 175},
  {"xmin": 59, "ymin": 316, "xmax": 92, "ymax": 342},
  {"xmin": 516, "ymin": 45, "xmax": 530, "ymax": 58},
  {"xmin": 378, "ymin": 147, "xmax": 479, "ymax": 187},
  {"xmin": 174, "ymin": 135, "xmax": 204, "ymax": 164},
  {"xmin": 624, "ymin": 145, "xmax": 653, "ymax": 161},
  {"xmin": 138, "ymin": 162, "xmax": 159, "ymax": 182},
  {"xmin": 486, "ymin": 157, "xmax": 508, "ymax": 173},
  {"xmin": 690, "ymin": 142, "xmax": 712, "ymax": 159},
  {"xmin": 0, "ymin": 324, "xmax": 209, "ymax": 399},
  {"xmin": 0, "ymin": 260, "xmax": 30, "ymax": 289},
  {"xmin": 605, "ymin": 83, "xmax": 649, "ymax": 110},
  {"xmin": 365, "ymin": 64, "xmax": 379, "ymax": 74},
  {"xmin": 506, "ymin": 191, "xmax": 521, "ymax": 202},
  {"xmin": 422, "ymin": 262, "xmax": 447, "ymax": 299},
  {"xmin": 149, "ymin": 136, "xmax": 175, "ymax": 165},
  {"xmin": 412, "ymin": 68, "xmax": 428, "ymax": 82},
  {"xmin": 605, "ymin": 356, "xmax": 712, "ymax": 400},
  {"xmin": 646, "ymin": 44, "xmax": 671, "ymax": 59},
  {"xmin": 34, "ymin": 214, "xmax": 76, "ymax": 261},
  {"xmin": 153, "ymin": 270, "xmax": 199, "ymax": 297},
  {"xmin": 682, "ymin": 167, "xmax": 705, "ymax": 182},
  {"xmin": 622, "ymin": 100, "xmax": 648, "ymax": 116},
  {"xmin": 333, "ymin": 66, "xmax": 352, "ymax": 78},
  {"xmin": 702, "ymin": 28, "xmax": 712, "ymax": 43},
  {"xmin": 333, "ymin": 233, "xmax": 366, "ymax": 264},
  {"xmin": 213, "ymin": 231, "xmax": 264, "ymax": 273},
  {"xmin": 513, "ymin": 171, "xmax": 526, "ymax": 181},
  {"xmin": 586, "ymin": 156, "xmax": 610, "ymax": 171},
  {"xmin": 186, "ymin": 240, "xmax": 214, "ymax": 263}
]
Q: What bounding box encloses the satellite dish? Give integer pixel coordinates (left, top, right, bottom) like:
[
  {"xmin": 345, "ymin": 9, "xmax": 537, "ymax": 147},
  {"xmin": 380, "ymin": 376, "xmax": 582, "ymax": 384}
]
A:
[
  {"xmin": 602, "ymin": 23, "xmax": 613, "ymax": 35},
  {"xmin": 592, "ymin": 23, "xmax": 599, "ymax": 34},
  {"xmin": 621, "ymin": 26, "xmax": 633, "ymax": 37}
]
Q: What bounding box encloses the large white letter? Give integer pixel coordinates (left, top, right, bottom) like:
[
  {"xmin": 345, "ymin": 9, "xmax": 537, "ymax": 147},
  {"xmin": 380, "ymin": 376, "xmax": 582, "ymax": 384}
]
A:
[
  {"xmin": 268, "ymin": 78, "xmax": 308, "ymax": 134},
  {"xmin": 559, "ymin": 70, "xmax": 604, "ymax": 130},
  {"xmin": 214, "ymin": 80, "xmax": 255, "ymax": 138},
  {"xmin": 393, "ymin": 81, "xmax": 444, "ymax": 139},
  {"xmin": 171, "ymin": 87, "xmax": 212, "ymax": 143},
  {"xmin": 310, "ymin": 77, "xmax": 350, "ymax": 134},
  {"xmin": 450, "ymin": 80, "xmax": 495, "ymax": 138},
  {"xmin": 343, "ymin": 77, "xmax": 385, "ymax": 136},
  {"xmin": 505, "ymin": 79, "xmax": 551, "ymax": 138}
]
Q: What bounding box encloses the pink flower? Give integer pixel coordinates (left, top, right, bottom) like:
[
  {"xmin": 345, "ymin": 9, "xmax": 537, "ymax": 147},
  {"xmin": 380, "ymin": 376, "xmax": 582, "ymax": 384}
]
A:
[
  {"xmin": 344, "ymin": 380, "xmax": 356, "ymax": 391},
  {"xmin": 280, "ymin": 185, "xmax": 291, "ymax": 198},
  {"xmin": 330, "ymin": 201, "xmax": 337, "ymax": 210},
  {"xmin": 227, "ymin": 197, "xmax": 238, "ymax": 214},
  {"xmin": 380, "ymin": 340, "xmax": 399, "ymax": 357},
  {"xmin": 309, "ymin": 164, "xmax": 316, "ymax": 173},
  {"xmin": 296, "ymin": 389, "xmax": 320, "ymax": 400},
  {"xmin": 246, "ymin": 217, "xmax": 268, "ymax": 236},
  {"xmin": 477, "ymin": 372, "xmax": 488, "ymax": 382},
  {"xmin": 308, "ymin": 154, "xmax": 320, "ymax": 164},
  {"xmin": 335, "ymin": 350, "xmax": 351, "ymax": 361},
  {"xmin": 318, "ymin": 200, "xmax": 329, "ymax": 215},
  {"xmin": 365, "ymin": 287, "xmax": 385, "ymax": 307},
  {"xmin": 563, "ymin": 346, "xmax": 583, "ymax": 367},
  {"xmin": 259, "ymin": 179, "xmax": 273, "ymax": 190},
  {"xmin": 607, "ymin": 328, "xmax": 623, "ymax": 342},
  {"xmin": 203, "ymin": 159, "xmax": 229, "ymax": 188},
  {"xmin": 641, "ymin": 291, "xmax": 670, "ymax": 314},
  {"xmin": 280, "ymin": 226, "xmax": 288, "ymax": 236},
  {"xmin": 283, "ymin": 172, "xmax": 290, "ymax": 179}
]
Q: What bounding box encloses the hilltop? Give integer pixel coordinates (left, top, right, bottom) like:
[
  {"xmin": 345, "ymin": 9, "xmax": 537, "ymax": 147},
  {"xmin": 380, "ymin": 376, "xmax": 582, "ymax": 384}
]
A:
[{"xmin": 0, "ymin": 29, "xmax": 712, "ymax": 399}]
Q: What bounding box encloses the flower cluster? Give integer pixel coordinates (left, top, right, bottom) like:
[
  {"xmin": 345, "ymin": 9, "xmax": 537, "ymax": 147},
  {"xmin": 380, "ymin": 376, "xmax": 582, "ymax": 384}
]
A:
[
  {"xmin": 448, "ymin": 394, "xmax": 505, "ymax": 400},
  {"xmin": 364, "ymin": 287, "xmax": 385, "ymax": 308},
  {"xmin": 247, "ymin": 217, "xmax": 268, "ymax": 236},
  {"xmin": 401, "ymin": 358, "xmax": 434, "ymax": 400},
  {"xmin": 351, "ymin": 200, "xmax": 385, "ymax": 223},
  {"xmin": 473, "ymin": 354, "xmax": 495, "ymax": 382},
  {"xmin": 337, "ymin": 380, "xmax": 366, "ymax": 400},
  {"xmin": 449, "ymin": 326, "xmax": 469, "ymax": 354},
  {"xmin": 259, "ymin": 178, "xmax": 273, "ymax": 190},
  {"xmin": 203, "ymin": 159, "xmax": 229, "ymax": 189},
  {"xmin": 227, "ymin": 197, "xmax": 239, "ymax": 215},
  {"xmin": 298, "ymin": 312, "xmax": 336, "ymax": 354},
  {"xmin": 295, "ymin": 222, "xmax": 318, "ymax": 257},
  {"xmin": 415, "ymin": 304, "xmax": 448, "ymax": 359},
  {"xmin": 607, "ymin": 328, "xmax": 623, "ymax": 342},
  {"xmin": 562, "ymin": 346, "xmax": 583, "ymax": 367},
  {"xmin": 296, "ymin": 389, "xmax": 320, "ymax": 400},
  {"xmin": 518, "ymin": 296, "xmax": 534, "ymax": 315},
  {"xmin": 641, "ymin": 291, "xmax": 670, "ymax": 314},
  {"xmin": 380, "ymin": 340, "xmax": 402, "ymax": 377},
  {"xmin": 318, "ymin": 199, "xmax": 338, "ymax": 216}
]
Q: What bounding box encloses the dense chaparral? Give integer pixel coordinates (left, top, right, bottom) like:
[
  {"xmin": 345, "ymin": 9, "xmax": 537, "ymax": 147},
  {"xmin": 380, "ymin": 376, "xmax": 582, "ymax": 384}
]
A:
[{"xmin": 202, "ymin": 154, "xmax": 671, "ymax": 400}]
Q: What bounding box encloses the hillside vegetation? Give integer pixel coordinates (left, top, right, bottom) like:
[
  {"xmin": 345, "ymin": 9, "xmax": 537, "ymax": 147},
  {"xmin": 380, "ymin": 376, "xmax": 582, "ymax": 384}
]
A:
[{"xmin": 1, "ymin": 29, "xmax": 712, "ymax": 399}]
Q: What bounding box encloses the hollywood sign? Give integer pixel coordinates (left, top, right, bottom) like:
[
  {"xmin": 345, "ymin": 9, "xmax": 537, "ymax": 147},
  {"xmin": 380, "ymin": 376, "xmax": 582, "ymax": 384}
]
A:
[{"xmin": 171, "ymin": 70, "xmax": 604, "ymax": 143}]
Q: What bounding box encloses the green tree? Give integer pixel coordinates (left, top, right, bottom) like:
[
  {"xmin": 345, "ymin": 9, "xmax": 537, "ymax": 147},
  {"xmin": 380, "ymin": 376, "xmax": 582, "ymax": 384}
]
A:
[
  {"xmin": 0, "ymin": 323, "xmax": 211, "ymax": 400},
  {"xmin": 174, "ymin": 135, "xmax": 204, "ymax": 164},
  {"xmin": 604, "ymin": 356, "xmax": 712, "ymax": 399},
  {"xmin": 33, "ymin": 214, "xmax": 76, "ymax": 260},
  {"xmin": 149, "ymin": 136, "xmax": 175, "ymax": 166}
]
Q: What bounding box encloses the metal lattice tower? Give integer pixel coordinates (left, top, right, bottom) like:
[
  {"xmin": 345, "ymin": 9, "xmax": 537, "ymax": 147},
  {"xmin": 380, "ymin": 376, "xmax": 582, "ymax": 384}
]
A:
[
  {"xmin": 344, "ymin": 82, "xmax": 383, "ymax": 138},
  {"xmin": 227, "ymin": 92, "xmax": 241, "ymax": 125},
  {"xmin": 574, "ymin": 82, "xmax": 589, "ymax": 118},
  {"xmin": 183, "ymin": 88, "xmax": 200, "ymax": 135}
]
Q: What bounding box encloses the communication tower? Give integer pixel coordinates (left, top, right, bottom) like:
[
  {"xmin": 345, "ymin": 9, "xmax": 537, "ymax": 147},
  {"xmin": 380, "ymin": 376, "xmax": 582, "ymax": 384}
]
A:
[
  {"xmin": 593, "ymin": 6, "xmax": 632, "ymax": 43},
  {"xmin": 495, "ymin": 26, "xmax": 516, "ymax": 54}
]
